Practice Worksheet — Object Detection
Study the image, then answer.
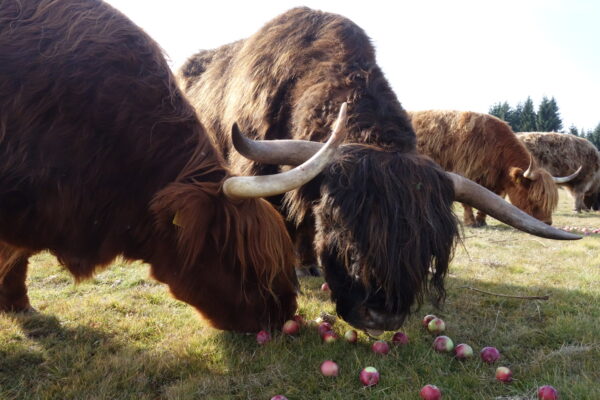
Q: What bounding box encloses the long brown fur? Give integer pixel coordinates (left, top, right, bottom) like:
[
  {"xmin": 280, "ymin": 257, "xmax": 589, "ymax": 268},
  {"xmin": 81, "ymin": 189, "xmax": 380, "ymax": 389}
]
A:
[
  {"xmin": 0, "ymin": 0, "xmax": 297, "ymax": 332},
  {"xmin": 518, "ymin": 132, "xmax": 600, "ymax": 212},
  {"xmin": 179, "ymin": 7, "xmax": 458, "ymax": 330},
  {"xmin": 410, "ymin": 110, "xmax": 559, "ymax": 225}
]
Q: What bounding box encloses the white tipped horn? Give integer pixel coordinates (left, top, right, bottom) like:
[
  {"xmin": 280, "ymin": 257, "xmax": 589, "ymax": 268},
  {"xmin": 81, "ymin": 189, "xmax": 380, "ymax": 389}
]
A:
[
  {"xmin": 553, "ymin": 166, "xmax": 582, "ymax": 184},
  {"xmin": 522, "ymin": 155, "xmax": 537, "ymax": 180},
  {"xmin": 223, "ymin": 103, "xmax": 348, "ymax": 198}
]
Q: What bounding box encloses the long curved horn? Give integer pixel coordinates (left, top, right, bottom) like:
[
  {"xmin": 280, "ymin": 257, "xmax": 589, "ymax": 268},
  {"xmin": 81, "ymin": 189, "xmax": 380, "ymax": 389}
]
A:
[
  {"xmin": 522, "ymin": 156, "xmax": 537, "ymax": 180},
  {"xmin": 552, "ymin": 166, "xmax": 582, "ymax": 184},
  {"xmin": 223, "ymin": 103, "xmax": 348, "ymax": 198},
  {"xmin": 448, "ymin": 172, "xmax": 580, "ymax": 240},
  {"xmin": 232, "ymin": 127, "xmax": 323, "ymax": 166}
]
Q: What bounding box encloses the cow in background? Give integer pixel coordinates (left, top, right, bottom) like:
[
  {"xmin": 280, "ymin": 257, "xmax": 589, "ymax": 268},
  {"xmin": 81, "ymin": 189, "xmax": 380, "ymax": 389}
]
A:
[
  {"xmin": 0, "ymin": 0, "xmax": 348, "ymax": 332},
  {"xmin": 178, "ymin": 7, "xmax": 578, "ymax": 332},
  {"xmin": 518, "ymin": 132, "xmax": 595, "ymax": 212},
  {"xmin": 411, "ymin": 111, "xmax": 579, "ymax": 227}
]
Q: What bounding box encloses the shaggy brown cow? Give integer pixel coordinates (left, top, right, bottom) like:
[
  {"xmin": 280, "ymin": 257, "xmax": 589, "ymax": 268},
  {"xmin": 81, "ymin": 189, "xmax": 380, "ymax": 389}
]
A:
[
  {"xmin": 178, "ymin": 7, "xmax": 577, "ymax": 332},
  {"xmin": 411, "ymin": 110, "xmax": 578, "ymax": 227},
  {"xmin": 0, "ymin": 0, "xmax": 347, "ymax": 332},
  {"xmin": 518, "ymin": 132, "xmax": 598, "ymax": 212}
]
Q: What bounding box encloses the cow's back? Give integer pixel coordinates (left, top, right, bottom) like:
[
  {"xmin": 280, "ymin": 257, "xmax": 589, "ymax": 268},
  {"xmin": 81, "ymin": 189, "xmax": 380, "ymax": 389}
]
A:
[
  {"xmin": 0, "ymin": 0, "xmax": 207, "ymax": 274},
  {"xmin": 410, "ymin": 110, "xmax": 528, "ymax": 193}
]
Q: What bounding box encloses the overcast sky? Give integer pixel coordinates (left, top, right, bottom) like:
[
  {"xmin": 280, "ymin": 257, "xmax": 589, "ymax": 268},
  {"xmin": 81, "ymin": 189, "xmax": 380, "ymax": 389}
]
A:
[{"xmin": 106, "ymin": 0, "xmax": 600, "ymax": 131}]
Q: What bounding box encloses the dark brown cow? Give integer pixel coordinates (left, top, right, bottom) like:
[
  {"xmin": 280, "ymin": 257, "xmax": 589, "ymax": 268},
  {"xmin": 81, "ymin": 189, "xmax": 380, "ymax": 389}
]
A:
[
  {"xmin": 411, "ymin": 110, "xmax": 578, "ymax": 227},
  {"xmin": 0, "ymin": 0, "xmax": 347, "ymax": 333},
  {"xmin": 518, "ymin": 132, "xmax": 598, "ymax": 212},
  {"xmin": 178, "ymin": 7, "xmax": 578, "ymax": 332}
]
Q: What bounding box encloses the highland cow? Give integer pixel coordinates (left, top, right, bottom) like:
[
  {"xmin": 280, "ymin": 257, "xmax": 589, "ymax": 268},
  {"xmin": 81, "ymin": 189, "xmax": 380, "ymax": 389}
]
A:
[
  {"xmin": 518, "ymin": 132, "xmax": 596, "ymax": 212},
  {"xmin": 0, "ymin": 0, "xmax": 348, "ymax": 332},
  {"xmin": 411, "ymin": 111, "xmax": 579, "ymax": 227}
]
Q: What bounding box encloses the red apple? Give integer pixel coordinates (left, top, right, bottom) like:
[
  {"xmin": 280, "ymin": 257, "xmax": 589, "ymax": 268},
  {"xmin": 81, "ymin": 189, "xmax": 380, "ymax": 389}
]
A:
[
  {"xmin": 391, "ymin": 331, "xmax": 409, "ymax": 345},
  {"xmin": 495, "ymin": 366, "xmax": 513, "ymax": 383},
  {"xmin": 432, "ymin": 336, "xmax": 454, "ymax": 352},
  {"xmin": 427, "ymin": 317, "xmax": 446, "ymax": 334},
  {"xmin": 371, "ymin": 340, "xmax": 390, "ymax": 355},
  {"xmin": 480, "ymin": 346, "xmax": 501, "ymax": 363},
  {"xmin": 359, "ymin": 366, "xmax": 380, "ymax": 386},
  {"xmin": 538, "ymin": 385, "xmax": 559, "ymax": 400},
  {"xmin": 344, "ymin": 329, "xmax": 358, "ymax": 343},
  {"xmin": 419, "ymin": 384, "xmax": 442, "ymax": 400},
  {"xmin": 317, "ymin": 322, "xmax": 333, "ymax": 337},
  {"xmin": 282, "ymin": 320, "xmax": 300, "ymax": 336},
  {"xmin": 320, "ymin": 360, "xmax": 339, "ymax": 376},
  {"xmin": 321, "ymin": 282, "xmax": 330, "ymax": 291},
  {"xmin": 454, "ymin": 343, "xmax": 474, "ymax": 360},
  {"xmin": 422, "ymin": 314, "xmax": 437, "ymax": 328},
  {"xmin": 256, "ymin": 330, "xmax": 271, "ymax": 345},
  {"xmin": 322, "ymin": 331, "xmax": 338, "ymax": 343},
  {"xmin": 270, "ymin": 396, "xmax": 288, "ymax": 400},
  {"xmin": 292, "ymin": 314, "xmax": 305, "ymax": 326}
]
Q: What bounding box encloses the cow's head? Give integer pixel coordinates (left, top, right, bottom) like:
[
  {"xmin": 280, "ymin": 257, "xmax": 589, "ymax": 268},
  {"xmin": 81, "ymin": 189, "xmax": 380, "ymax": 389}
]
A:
[
  {"xmin": 231, "ymin": 106, "xmax": 580, "ymax": 332},
  {"xmin": 507, "ymin": 159, "xmax": 580, "ymax": 225}
]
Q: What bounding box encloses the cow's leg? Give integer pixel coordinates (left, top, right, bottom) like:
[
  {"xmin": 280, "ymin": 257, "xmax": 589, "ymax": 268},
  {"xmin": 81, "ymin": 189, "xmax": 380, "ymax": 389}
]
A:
[
  {"xmin": 474, "ymin": 210, "xmax": 488, "ymax": 227},
  {"xmin": 462, "ymin": 204, "xmax": 484, "ymax": 227},
  {"xmin": 573, "ymin": 192, "xmax": 589, "ymax": 213},
  {"xmin": 288, "ymin": 217, "xmax": 320, "ymax": 277},
  {"xmin": 0, "ymin": 244, "xmax": 34, "ymax": 312}
]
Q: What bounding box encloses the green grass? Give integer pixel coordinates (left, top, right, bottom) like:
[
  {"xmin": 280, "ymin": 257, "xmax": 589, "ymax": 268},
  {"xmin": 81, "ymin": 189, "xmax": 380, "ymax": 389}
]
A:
[{"xmin": 1, "ymin": 189, "xmax": 599, "ymax": 399}]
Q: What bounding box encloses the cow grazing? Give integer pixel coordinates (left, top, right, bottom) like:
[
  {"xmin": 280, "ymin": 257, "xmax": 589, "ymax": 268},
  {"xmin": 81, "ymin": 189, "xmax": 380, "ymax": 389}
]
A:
[
  {"xmin": 518, "ymin": 132, "xmax": 598, "ymax": 212},
  {"xmin": 178, "ymin": 7, "xmax": 577, "ymax": 332},
  {"xmin": 410, "ymin": 110, "xmax": 579, "ymax": 227},
  {"xmin": 0, "ymin": 0, "xmax": 348, "ymax": 332}
]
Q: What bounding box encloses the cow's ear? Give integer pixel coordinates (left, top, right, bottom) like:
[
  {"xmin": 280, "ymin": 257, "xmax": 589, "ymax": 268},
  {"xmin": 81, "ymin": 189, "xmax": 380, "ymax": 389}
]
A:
[{"xmin": 509, "ymin": 167, "xmax": 525, "ymax": 184}]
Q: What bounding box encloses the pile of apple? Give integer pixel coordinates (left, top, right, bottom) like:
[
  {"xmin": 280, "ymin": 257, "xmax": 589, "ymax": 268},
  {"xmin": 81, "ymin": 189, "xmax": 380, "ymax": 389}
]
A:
[
  {"xmin": 561, "ymin": 225, "xmax": 600, "ymax": 235},
  {"xmin": 262, "ymin": 310, "xmax": 559, "ymax": 400}
]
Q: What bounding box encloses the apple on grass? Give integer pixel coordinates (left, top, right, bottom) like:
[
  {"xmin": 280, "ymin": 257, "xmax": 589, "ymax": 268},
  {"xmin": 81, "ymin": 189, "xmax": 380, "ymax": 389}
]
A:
[
  {"xmin": 419, "ymin": 384, "xmax": 442, "ymax": 400},
  {"xmin": 495, "ymin": 366, "xmax": 513, "ymax": 383},
  {"xmin": 344, "ymin": 329, "xmax": 358, "ymax": 343},
  {"xmin": 454, "ymin": 343, "xmax": 474, "ymax": 360},
  {"xmin": 359, "ymin": 366, "xmax": 380, "ymax": 386},
  {"xmin": 270, "ymin": 396, "xmax": 288, "ymax": 400},
  {"xmin": 391, "ymin": 331, "xmax": 409, "ymax": 345},
  {"xmin": 480, "ymin": 346, "xmax": 501, "ymax": 363},
  {"xmin": 371, "ymin": 340, "xmax": 390, "ymax": 355},
  {"xmin": 292, "ymin": 314, "xmax": 305, "ymax": 326},
  {"xmin": 321, "ymin": 282, "xmax": 330, "ymax": 291},
  {"xmin": 538, "ymin": 385, "xmax": 559, "ymax": 400},
  {"xmin": 322, "ymin": 331, "xmax": 338, "ymax": 343},
  {"xmin": 282, "ymin": 320, "xmax": 300, "ymax": 335},
  {"xmin": 427, "ymin": 317, "xmax": 446, "ymax": 334},
  {"xmin": 320, "ymin": 360, "xmax": 339, "ymax": 376},
  {"xmin": 256, "ymin": 330, "xmax": 271, "ymax": 345},
  {"xmin": 422, "ymin": 314, "xmax": 438, "ymax": 328},
  {"xmin": 432, "ymin": 336, "xmax": 454, "ymax": 352}
]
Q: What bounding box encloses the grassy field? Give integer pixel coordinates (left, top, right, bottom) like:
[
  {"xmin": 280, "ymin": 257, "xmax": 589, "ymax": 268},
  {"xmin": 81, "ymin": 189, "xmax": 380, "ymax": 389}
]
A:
[{"xmin": 1, "ymin": 189, "xmax": 599, "ymax": 400}]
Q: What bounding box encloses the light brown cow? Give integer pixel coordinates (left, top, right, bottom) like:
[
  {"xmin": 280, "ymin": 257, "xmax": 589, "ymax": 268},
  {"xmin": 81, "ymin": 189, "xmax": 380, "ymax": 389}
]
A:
[{"xmin": 410, "ymin": 111, "xmax": 575, "ymax": 227}]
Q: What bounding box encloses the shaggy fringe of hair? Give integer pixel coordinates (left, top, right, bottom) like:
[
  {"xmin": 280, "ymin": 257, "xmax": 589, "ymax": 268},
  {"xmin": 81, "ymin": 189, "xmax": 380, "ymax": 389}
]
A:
[
  {"xmin": 286, "ymin": 145, "xmax": 459, "ymax": 312},
  {"xmin": 151, "ymin": 145, "xmax": 297, "ymax": 300},
  {"xmin": 526, "ymin": 167, "xmax": 559, "ymax": 215}
]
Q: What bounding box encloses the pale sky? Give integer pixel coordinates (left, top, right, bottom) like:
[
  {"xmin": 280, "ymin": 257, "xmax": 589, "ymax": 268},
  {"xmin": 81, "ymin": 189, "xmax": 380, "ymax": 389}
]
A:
[{"xmin": 106, "ymin": 0, "xmax": 600, "ymax": 131}]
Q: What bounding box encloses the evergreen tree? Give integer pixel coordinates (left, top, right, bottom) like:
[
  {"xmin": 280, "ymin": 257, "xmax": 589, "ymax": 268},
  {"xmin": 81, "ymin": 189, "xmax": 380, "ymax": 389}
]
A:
[
  {"xmin": 489, "ymin": 102, "xmax": 512, "ymax": 121},
  {"xmin": 568, "ymin": 124, "xmax": 579, "ymax": 136},
  {"xmin": 587, "ymin": 122, "xmax": 600, "ymax": 150},
  {"xmin": 519, "ymin": 97, "xmax": 537, "ymax": 132},
  {"xmin": 506, "ymin": 102, "xmax": 523, "ymax": 131},
  {"xmin": 537, "ymin": 96, "xmax": 563, "ymax": 132}
]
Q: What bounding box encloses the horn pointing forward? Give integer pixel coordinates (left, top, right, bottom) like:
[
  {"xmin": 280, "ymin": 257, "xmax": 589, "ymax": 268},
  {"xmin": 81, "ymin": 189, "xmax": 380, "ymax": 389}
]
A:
[
  {"xmin": 553, "ymin": 165, "xmax": 582, "ymax": 184},
  {"xmin": 223, "ymin": 102, "xmax": 348, "ymax": 198},
  {"xmin": 448, "ymin": 172, "xmax": 580, "ymax": 240}
]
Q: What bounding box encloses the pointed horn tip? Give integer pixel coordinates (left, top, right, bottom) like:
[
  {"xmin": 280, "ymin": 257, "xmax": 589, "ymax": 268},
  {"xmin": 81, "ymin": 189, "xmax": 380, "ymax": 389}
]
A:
[{"xmin": 330, "ymin": 102, "xmax": 349, "ymax": 144}]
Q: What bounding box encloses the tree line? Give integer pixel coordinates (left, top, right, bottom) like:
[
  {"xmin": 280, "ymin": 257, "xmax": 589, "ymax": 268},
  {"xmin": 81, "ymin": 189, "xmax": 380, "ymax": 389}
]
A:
[{"xmin": 488, "ymin": 96, "xmax": 600, "ymax": 149}]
